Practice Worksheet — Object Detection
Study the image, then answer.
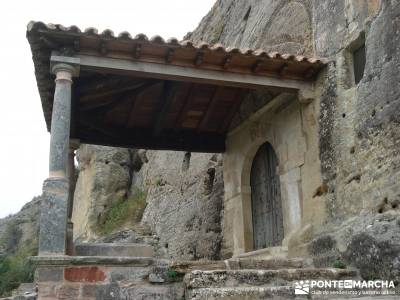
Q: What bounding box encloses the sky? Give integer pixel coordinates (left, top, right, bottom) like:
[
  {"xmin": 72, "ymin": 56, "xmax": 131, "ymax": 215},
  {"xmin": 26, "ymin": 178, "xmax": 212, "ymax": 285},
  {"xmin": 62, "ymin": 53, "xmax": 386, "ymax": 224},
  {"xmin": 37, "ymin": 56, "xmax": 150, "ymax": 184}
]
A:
[{"xmin": 0, "ymin": 0, "xmax": 216, "ymax": 218}]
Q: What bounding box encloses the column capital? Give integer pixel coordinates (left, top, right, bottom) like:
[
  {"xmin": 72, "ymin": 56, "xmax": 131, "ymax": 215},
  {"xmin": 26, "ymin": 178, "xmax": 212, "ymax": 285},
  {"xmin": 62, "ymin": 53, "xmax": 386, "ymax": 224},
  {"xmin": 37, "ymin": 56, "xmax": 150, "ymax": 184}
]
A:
[{"xmin": 50, "ymin": 55, "xmax": 80, "ymax": 77}]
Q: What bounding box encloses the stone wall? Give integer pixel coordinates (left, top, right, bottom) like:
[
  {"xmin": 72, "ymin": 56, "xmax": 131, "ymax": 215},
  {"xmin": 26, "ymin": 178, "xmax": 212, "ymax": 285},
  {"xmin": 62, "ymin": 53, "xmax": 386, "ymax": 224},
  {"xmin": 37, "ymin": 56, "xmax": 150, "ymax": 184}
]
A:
[
  {"xmin": 222, "ymin": 92, "xmax": 323, "ymax": 257},
  {"xmin": 308, "ymin": 0, "xmax": 400, "ymax": 280}
]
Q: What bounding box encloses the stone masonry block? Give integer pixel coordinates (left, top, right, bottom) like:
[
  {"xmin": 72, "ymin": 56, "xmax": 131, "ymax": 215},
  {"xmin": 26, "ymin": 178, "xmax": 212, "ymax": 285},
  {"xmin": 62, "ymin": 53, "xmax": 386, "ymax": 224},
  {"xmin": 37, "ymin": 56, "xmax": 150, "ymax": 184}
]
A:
[
  {"xmin": 64, "ymin": 267, "xmax": 106, "ymax": 283},
  {"xmin": 35, "ymin": 267, "xmax": 64, "ymax": 282},
  {"xmin": 39, "ymin": 178, "xmax": 69, "ymax": 255}
]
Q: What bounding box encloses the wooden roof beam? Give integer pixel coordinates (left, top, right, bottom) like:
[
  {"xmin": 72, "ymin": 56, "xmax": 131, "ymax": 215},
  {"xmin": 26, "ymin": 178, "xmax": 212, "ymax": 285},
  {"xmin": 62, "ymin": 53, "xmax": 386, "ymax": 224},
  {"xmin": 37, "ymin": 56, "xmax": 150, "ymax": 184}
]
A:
[{"xmin": 51, "ymin": 54, "xmax": 313, "ymax": 93}]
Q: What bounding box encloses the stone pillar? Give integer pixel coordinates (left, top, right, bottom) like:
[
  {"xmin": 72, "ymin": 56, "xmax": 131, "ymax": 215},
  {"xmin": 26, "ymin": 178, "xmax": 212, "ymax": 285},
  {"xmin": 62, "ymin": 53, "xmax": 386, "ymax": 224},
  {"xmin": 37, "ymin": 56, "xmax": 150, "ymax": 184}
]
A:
[{"xmin": 39, "ymin": 62, "xmax": 79, "ymax": 256}]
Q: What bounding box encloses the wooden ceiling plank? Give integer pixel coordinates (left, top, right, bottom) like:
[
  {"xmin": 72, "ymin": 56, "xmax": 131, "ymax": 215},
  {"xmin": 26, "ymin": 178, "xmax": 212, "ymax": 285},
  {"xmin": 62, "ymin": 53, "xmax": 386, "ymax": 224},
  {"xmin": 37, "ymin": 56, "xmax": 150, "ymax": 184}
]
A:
[
  {"xmin": 152, "ymin": 81, "xmax": 180, "ymax": 137},
  {"xmin": 197, "ymin": 86, "xmax": 221, "ymax": 132},
  {"xmin": 80, "ymin": 81, "xmax": 147, "ymax": 102},
  {"xmin": 125, "ymin": 81, "xmax": 162, "ymax": 128},
  {"xmin": 174, "ymin": 84, "xmax": 195, "ymax": 129},
  {"xmin": 219, "ymin": 90, "xmax": 248, "ymax": 134},
  {"xmin": 80, "ymin": 80, "xmax": 160, "ymax": 112}
]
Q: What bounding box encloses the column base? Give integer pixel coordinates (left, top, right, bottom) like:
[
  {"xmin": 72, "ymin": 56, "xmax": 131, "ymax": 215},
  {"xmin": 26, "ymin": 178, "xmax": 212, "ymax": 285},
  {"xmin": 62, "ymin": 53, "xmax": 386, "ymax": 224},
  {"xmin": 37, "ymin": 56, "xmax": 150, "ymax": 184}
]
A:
[
  {"xmin": 39, "ymin": 177, "xmax": 69, "ymax": 256},
  {"xmin": 66, "ymin": 221, "xmax": 74, "ymax": 256}
]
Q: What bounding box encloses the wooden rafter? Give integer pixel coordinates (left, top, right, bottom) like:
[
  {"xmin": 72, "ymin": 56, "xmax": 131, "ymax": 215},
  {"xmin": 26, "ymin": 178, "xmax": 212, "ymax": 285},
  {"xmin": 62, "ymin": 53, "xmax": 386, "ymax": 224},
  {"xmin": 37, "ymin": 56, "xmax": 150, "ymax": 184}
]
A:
[
  {"xmin": 80, "ymin": 80, "xmax": 160, "ymax": 112},
  {"xmin": 174, "ymin": 84, "xmax": 194, "ymax": 129},
  {"xmin": 197, "ymin": 86, "xmax": 221, "ymax": 132},
  {"xmin": 219, "ymin": 90, "xmax": 248, "ymax": 134},
  {"xmin": 152, "ymin": 81, "xmax": 180, "ymax": 137},
  {"xmin": 80, "ymin": 81, "xmax": 148, "ymax": 102}
]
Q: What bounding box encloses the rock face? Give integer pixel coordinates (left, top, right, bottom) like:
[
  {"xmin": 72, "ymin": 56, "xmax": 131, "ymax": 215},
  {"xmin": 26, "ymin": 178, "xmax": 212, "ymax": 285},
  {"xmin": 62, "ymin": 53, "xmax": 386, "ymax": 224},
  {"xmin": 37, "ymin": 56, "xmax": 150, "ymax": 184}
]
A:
[
  {"xmin": 187, "ymin": 0, "xmax": 313, "ymax": 55},
  {"xmin": 0, "ymin": 196, "xmax": 41, "ymax": 254},
  {"xmin": 140, "ymin": 151, "xmax": 224, "ymax": 260},
  {"xmin": 72, "ymin": 145, "xmax": 136, "ymax": 240},
  {"xmin": 72, "ymin": 145, "xmax": 224, "ymax": 260},
  {"xmin": 309, "ymin": 0, "xmax": 400, "ymax": 281}
]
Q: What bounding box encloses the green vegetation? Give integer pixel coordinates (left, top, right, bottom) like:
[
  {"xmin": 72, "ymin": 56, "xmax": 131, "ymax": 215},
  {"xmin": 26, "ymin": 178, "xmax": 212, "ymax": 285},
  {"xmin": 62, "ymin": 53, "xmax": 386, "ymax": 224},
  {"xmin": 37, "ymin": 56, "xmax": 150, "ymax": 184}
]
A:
[
  {"xmin": 0, "ymin": 222, "xmax": 37, "ymax": 297},
  {"xmin": 98, "ymin": 187, "xmax": 147, "ymax": 235},
  {"xmin": 333, "ymin": 259, "xmax": 346, "ymax": 269},
  {"xmin": 0, "ymin": 220, "xmax": 22, "ymax": 253},
  {"xmin": 166, "ymin": 268, "xmax": 178, "ymax": 279}
]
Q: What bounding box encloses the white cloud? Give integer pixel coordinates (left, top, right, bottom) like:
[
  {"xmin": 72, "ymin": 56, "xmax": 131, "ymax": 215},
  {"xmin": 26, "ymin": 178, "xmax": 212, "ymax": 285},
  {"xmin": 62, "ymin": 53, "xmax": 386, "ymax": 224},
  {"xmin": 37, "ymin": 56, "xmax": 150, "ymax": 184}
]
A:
[{"xmin": 0, "ymin": 0, "xmax": 215, "ymax": 218}]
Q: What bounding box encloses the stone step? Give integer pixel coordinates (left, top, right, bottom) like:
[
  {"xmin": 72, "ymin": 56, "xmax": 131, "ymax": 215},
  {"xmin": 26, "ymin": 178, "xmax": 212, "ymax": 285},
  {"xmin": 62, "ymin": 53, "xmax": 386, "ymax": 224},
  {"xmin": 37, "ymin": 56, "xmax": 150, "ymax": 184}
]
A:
[
  {"xmin": 234, "ymin": 246, "xmax": 288, "ymax": 260},
  {"xmin": 187, "ymin": 286, "xmax": 306, "ymax": 300},
  {"xmin": 227, "ymin": 257, "xmax": 307, "ymax": 270},
  {"xmin": 185, "ymin": 268, "xmax": 357, "ymax": 289},
  {"xmin": 74, "ymin": 243, "xmax": 154, "ymax": 257},
  {"xmin": 187, "ymin": 286, "xmax": 398, "ymax": 300}
]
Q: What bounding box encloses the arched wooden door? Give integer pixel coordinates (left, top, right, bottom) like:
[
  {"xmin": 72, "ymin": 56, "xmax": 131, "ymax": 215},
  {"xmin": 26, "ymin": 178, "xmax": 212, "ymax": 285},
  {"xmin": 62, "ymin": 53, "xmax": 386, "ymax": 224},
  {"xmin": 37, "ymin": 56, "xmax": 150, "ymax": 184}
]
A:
[{"xmin": 250, "ymin": 142, "xmax": 284, "ymax": 249}]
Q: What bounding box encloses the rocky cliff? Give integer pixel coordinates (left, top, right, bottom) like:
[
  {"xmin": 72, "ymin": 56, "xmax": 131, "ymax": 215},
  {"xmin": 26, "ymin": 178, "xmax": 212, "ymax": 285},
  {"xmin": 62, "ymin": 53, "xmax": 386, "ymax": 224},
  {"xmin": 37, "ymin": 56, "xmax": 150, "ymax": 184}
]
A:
[
  {"xmin": 71, "ymin": 145, "xmax": 224, "ymax": 260},
  {"xmin": 0, "ymin": 196, "xmax": 41, "ymax": 255}
]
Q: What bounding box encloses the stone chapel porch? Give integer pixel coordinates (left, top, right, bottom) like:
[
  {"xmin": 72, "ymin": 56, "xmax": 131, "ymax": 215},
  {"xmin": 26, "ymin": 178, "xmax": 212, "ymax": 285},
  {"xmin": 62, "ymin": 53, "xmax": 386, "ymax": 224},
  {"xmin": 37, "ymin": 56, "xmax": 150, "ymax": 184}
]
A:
[{"xmin": 26, "ymin": 21, "xmax": 329, "ymax": 298}]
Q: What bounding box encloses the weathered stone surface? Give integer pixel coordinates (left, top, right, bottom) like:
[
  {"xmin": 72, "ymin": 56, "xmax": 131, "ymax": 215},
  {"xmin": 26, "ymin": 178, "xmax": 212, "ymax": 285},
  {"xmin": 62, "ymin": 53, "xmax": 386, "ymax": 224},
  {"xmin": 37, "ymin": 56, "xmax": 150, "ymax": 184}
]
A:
[
  {"xmin": 308, "ymin": 211, "xmax": 400, "ymax": 281},
  {"xmin": 228, "ymin": 258, "xmax": 305, "ymax": 270},
  {"xmin": 72, "ymin": 145, "xmax": 224, "ymax": 261},
  {"xmin": 119, "ymin": 283, "xmax": 185, "ymax": 300},
  {"xmin": 64, "ymin": 267, "xmax": 106, "ymax": 283},
  {"xmin": 308, "ymin": 0, "xmax": 400, "ymax": 281},
  {"xmin": 187, "ymin": 286, "xmax": 303, "ymax": 300},
  {"xmin": 72, "ymin": 145, "xmax": 136, "ymax": 240},
  {"xmin": 0, "ymin": 196, "xmax": 40, "ymax": 254},
  {"xmin": 185, "ymin": 268, "xmax": 356, "ymax": 289},
  {"xmin": 35, "ymin": 267, "xmax": 64, "ymax": 282},
  {"xmin": 74, "ymin": 243, "xmax": 154, "ymax": 257},
  {"xmin": 39, "ymin": 178, "xmax": 69, "ymax": 255},
  {"xmin": 141, "ymin": 151, "xmax": 224, "ymax": 260},
  {"xmin": 187, "ymin": 0, "xmax": 313, "ymax": 55}
]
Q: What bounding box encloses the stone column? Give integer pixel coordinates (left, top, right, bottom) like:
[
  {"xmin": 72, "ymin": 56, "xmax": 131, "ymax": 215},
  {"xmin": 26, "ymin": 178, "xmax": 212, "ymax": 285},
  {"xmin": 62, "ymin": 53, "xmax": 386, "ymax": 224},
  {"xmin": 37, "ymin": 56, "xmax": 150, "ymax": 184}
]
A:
[{"xmin": 39, "ymin": 62, "xmax": 79, "ymax": 256}]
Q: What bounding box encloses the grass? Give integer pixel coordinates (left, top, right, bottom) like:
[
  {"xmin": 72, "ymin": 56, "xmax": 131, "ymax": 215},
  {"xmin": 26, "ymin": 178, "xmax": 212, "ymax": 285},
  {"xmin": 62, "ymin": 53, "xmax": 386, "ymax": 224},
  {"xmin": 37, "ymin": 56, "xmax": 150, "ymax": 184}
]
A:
[
  {"xmin": 98, "ymin": 187, "xmax": 147, "ymax": 235},
  {"xmin": 333, "ymin": 259, "xmax": 346, "ymax": 269}
]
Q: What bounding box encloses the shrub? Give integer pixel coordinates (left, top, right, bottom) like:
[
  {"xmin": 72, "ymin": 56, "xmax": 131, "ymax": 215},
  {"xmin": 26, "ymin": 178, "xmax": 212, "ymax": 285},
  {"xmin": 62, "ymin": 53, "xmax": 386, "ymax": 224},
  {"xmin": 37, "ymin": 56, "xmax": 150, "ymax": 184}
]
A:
[
  {"xmin": 167, "ymin": 268, "xmax": 178, "ymax": 279},
  {"xmin": 333, "ymin": 259, "xmax": 346, "ymax": 269},
  {"xmin": 0, "ymin": 243, "xmax": 37, "ymax": 297},
  {"xmin": 98, "ymin": 187, "xmax": 147, "ymax": 235},
  {"xmin": 0, "ymin": 220, "xmax": 22, "ymax": 253}
]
